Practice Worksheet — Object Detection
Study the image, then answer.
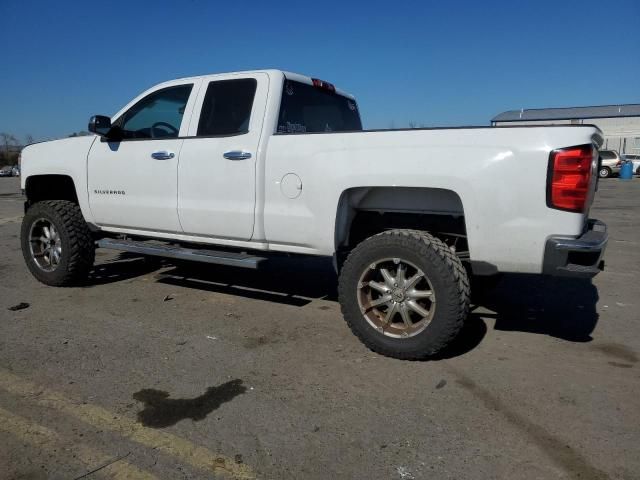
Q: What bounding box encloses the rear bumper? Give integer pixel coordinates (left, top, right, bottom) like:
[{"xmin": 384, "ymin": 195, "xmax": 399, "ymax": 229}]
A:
[{"xmin": 542, "ymin": 219, "xmax": 607, "ymax": 278}]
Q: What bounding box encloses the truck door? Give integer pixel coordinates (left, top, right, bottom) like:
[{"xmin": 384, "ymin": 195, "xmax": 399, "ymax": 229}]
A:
[
  {"xmin": 87, "ymin": 80, "xmax": 200, "ymax": 232},
  {"xmin": 177, "ymin": 73, "xmax": 268, "ymax": 240}
]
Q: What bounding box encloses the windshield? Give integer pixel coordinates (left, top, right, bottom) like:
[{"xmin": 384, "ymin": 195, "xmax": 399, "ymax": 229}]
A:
[
  {"xmin": 600, "ymin": 151, "xmax": 617, "ymax": 160},
  {"xmin": 277, "ymin": 80, "xmax": 362, "ymax": 134}
]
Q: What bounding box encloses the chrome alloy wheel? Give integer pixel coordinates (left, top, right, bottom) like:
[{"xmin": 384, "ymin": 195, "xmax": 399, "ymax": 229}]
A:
[
  {"xmin": 29, "ymin": 218, "xmax": 62, "ymax": 272},
  {"xmin": 357, "ymin": 257, "xmax": 436, "ymax": 338}
]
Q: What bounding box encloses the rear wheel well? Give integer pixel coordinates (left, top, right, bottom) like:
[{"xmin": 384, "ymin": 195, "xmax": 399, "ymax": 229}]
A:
[
  {"xmin": 334, "ymin": 187, "xmax": 469, "ymax": 268},
  {"xmin": 25, "ymin": 175, "xmax": 79, "ymax": 207},
  {"xmin": 346, "ymin": 210, "xmax": 467, "ymax": 248}
]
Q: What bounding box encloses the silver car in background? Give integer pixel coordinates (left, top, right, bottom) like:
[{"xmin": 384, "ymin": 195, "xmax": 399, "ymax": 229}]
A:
[{"xmin": 599, "ymin": 150, "xmax": 622, "ymax": 178}]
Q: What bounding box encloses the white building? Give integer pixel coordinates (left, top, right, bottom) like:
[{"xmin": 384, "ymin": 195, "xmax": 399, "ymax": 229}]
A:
[{"xmin": 492, "ymin": 104, "xmax": 640, "ymax": 154}]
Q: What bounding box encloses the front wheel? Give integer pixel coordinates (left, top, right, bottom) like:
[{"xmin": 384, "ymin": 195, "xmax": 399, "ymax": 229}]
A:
[
  {"xmin": 21, "ymin": 200, "xmax": 95, "ymax": 286},
  {"xmin": 338, "ymin": 229, "xmax": 470, "ymax": 360}
]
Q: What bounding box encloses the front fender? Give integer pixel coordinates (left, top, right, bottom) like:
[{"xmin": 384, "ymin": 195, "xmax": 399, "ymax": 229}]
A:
[{"xmin": 21, "ymin": 136, "xmax": 97, "ymax": 223}]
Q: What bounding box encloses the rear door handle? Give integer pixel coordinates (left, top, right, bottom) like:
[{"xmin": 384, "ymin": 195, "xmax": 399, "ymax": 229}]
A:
[
  {"xmin": 223, "ymin": 151, "xmax": 252, "ymax": 160},
  {"xmin": 151, "ymin": 151, "xmax": 175, "ymax": 160}
]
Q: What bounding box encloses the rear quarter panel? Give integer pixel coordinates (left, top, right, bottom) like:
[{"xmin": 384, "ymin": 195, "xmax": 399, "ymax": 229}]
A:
[{"xmin": 263, "ymin": 126, "xmax": 600, "ymax": 274}]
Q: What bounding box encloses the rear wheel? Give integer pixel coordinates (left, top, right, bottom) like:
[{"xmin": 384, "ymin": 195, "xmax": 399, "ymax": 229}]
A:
[
  {"xmin": 338, "ymin": 229, "xmax": 469, "ymax": 360},
  {"xmin": 599, "ymin": 166, "xmax": 611, "ymax": 178},
  {"xmin": 21, "ymin": 200, "xmax": 95, "ymax": 286}
]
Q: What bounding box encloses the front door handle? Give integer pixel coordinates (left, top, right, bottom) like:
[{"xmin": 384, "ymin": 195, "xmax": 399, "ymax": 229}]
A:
[
  {"xmin": 223, "ymin": 151, "xmax": 252, "ymax": 160},
  {"xmin": 151, "ymin": 151, "xmax": 175, "ymax": 160}
]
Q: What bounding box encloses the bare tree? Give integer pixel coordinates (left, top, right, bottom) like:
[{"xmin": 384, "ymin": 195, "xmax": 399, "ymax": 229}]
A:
[
  {"xmin": 1, "ymin": 132, "xmax": 17, "ymax": 152},
  {"xmin": 25, "ymin": 134, "xmax": 35, "ymax": 145},
  {"xmin": 0, "ymin": 133, "xmax": 18, "ymax": 166}
]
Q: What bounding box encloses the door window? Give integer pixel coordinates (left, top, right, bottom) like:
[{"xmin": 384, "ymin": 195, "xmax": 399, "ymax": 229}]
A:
[
  {"xmin": 197, "ymin": 79, "xmax": 257, "ymax": 136},
  {"xmin": 116, "ymin": 84, "xmax": 193, "ymax": 139}
]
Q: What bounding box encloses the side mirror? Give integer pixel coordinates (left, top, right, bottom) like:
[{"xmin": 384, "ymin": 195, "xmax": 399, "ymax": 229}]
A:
[{"xmin": 88, "ymin": 115, "xmax": 112, "ymax": 137}]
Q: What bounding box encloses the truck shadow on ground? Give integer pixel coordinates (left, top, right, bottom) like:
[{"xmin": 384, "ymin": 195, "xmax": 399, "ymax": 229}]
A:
[
  {"xmin": 88, "ymin": 252, "xmax": 167, "ymax": 285},
  {"xmin": 476, "ymin": 274, "xmax": 600, "ymax": 343},
  {"xmin": 156, "ymin": 260, "xmax": 600, "ymax": 344},
  {"xmin": 156, "ymin": 255, "xmax": 339, "ymax": 307},
  {"xmin": 89, "ymin": 255, "xmax": 600, "ymax": 356}
]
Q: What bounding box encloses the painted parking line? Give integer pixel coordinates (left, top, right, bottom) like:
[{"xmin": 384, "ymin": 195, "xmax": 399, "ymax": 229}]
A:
[
  {"xmin": 0, "ymin": 215, "xmax": 22, "ymax": 225},
  {"xmin": 0, "ymin": 407, "xmax": 159, "ymax": 480},
  {"xmin": 0, "ymin": 369, "xmax": 255, "ymax": 479}
]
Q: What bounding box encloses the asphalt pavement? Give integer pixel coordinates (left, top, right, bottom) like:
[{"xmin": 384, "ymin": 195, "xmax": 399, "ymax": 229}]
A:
[{"xmin": 0, "ymin": 176, "xmax": 638, "ymax": 480}]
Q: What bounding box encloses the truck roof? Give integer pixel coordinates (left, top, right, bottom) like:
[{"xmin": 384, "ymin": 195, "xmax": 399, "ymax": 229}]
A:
[{"xmin": 157, "ymin": 69, "xmax": 356, "ymax": 100}]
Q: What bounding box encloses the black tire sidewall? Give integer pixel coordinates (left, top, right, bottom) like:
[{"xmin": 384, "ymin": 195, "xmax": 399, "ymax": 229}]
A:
[
  {"xmin": 599, "ymin": 167, "xmax": 611, "ymax": 178},
  {"xmin": 339, "ymin": 233, "xmax": 466, "ymax": 357},
  {"xmin": 21, "ymin": 203, "xmax": 79, "ymax": 285}
]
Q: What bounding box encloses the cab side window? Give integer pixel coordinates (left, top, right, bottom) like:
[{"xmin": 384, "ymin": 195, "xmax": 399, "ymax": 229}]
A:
[
  {"xmin": 197, "ymin": 79, "xmax": 257, "ymax": 136},
  {"xmin": 116, "ymin": 84, "xmax": 193, "ymax": 140}
]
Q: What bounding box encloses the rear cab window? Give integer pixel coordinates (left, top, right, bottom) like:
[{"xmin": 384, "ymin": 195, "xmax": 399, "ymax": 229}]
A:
[
  {"xmin": 277, "ymin": 79, "xmax": 362, "ymax": 134},
  {"xmin": 197, "ymin": 79, "xmax": 257, "ymax": 136}
]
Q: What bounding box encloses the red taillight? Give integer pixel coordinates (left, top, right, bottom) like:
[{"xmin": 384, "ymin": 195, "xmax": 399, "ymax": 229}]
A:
[
  {"xmin": 311, "ymin": 78, "xmax": 336, "ymax": 93},
  {"xmin": 547, "ymin": 144, "xmax": 595, "ymax": 213}
]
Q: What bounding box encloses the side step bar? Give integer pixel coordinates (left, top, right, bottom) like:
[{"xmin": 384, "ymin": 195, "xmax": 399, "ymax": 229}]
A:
[{"xmin": 96, "ymin": 238, "xmax": 267, "ymax": 269}]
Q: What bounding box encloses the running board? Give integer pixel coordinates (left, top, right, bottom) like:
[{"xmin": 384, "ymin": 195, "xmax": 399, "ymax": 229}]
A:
[{"xmin": 96, "ymin": 238, "xmax": 267, "ymax": 269}]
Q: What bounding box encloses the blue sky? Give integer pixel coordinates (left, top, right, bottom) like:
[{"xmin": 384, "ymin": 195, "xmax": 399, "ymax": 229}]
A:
[{"xmin": 1, "ymin": 0, "xmax": 638, "ymax": 141}]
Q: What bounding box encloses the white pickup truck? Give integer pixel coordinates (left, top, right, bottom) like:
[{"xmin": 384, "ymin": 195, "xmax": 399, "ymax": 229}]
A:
[{"xmin": 20, "ymin": 69, "xmax": 608, "ymax": 359}]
